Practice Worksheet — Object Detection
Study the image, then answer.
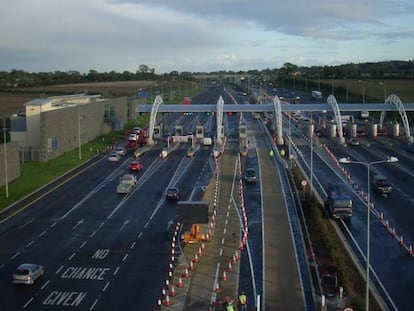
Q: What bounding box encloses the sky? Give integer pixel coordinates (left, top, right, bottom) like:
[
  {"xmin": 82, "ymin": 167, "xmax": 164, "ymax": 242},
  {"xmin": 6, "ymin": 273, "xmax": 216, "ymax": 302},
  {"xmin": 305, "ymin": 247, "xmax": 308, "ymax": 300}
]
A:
[{"xmin": 1, "ymin": 0, "xmax": 413, "ymax": 74}]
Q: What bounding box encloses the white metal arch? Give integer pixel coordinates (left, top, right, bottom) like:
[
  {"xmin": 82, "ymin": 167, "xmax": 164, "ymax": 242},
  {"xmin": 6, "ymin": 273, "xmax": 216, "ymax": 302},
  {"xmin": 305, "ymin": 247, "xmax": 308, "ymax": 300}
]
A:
[
  {"xmin": 273, "ymin": 95, "xmax": 284, "ymax": 145},
  {"xmin": 380, "ymin": 94, "xmax": 412, "ymax": 142},
  {"xmin": 216, "ymin": 96, "xmax": 224, "ymax": 145},
  {"xmin": 327, "ymin": 95, "xmax": 345, "ymax": 144},
  {"xmin": 147, "ymin": 95, "xmax": 163, "ymax": 145}
]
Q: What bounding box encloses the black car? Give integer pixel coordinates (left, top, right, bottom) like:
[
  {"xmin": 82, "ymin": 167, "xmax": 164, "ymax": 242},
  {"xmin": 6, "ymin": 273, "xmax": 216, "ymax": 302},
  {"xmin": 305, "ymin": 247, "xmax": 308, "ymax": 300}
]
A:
[
  {"xmin": 166, "ymin": 187, "xmax": 180, "ymax": 200},
  {"xmin": 244, "ymin": 168, "xmax": 257, "ymax": 183}
]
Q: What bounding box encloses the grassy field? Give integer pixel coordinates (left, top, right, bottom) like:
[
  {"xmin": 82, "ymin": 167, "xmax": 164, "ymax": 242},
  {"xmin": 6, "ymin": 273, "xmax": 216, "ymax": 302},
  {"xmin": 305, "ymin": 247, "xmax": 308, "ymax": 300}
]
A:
[{"xmin": 317, "ymin": 78, "xmax": 414, "ymax": 103}]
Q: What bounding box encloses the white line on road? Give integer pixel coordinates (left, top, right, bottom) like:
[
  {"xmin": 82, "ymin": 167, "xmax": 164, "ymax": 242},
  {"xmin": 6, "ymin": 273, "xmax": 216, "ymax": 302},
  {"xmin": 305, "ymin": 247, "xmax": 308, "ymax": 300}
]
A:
[
  {"xmin": 39, "ymin": 230, "xmax": 46, "ymax": 237},
  {"xmin": 26, "ymin": 240, "xmax": 34, "ymax": 247},
  {"xmin": 89, "ymin": 299, "xmax": 99, "ymax": 310},
  {"xmin": 56, "ymin": 265, "xmax": 64, "ymax": 274},
  {"xmin": 103, "ymin": 281, "xmax": 110, "ymax": 292},
  {"xmin": 122, "ymin": 254, "xmax": 128, "ymax": 262},
  {"xmin": 41, "ymin": 280, "xmax": 50, "ymax": 290},
  {"xmin": 23, "ymin": 297, "xmax": 34, "ymax": 309},
  {"xmin": 80, "ymin": 241, "xmax": 87, "ymax": 248},
  {"xmin": 130, "ymin": 242, "xmax": 136, "ymax": 249},
  {"xmin": 68, "ymin": 252, "xmax": 76, "ymax": 260},
  {"xmin": 11, "ymin": 252, "xmax": 20, "ymax": 259},
  {"xmin": 113, "ymin": 266, "xmax": 120, "ymax": 275}
]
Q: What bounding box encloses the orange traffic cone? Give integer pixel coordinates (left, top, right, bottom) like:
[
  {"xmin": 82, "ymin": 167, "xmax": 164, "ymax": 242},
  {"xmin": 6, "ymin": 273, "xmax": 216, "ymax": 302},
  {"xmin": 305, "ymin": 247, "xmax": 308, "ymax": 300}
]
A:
[
  {"xmin": 227, "ymin": 261, "xmax": 233, "ymax": 272},
  {"xmin": 164, "ymin": 294, "xmax": 172, "ymax": 306},
  {"xmin": 170, "ymin": 285, "xmax": 177, "ymax": 297},
  {"xmin": 215, "ymin": 282, "xmax": 221, "ymax": 293},
  {"xmin": 189, "ymin": 260, "xmax": 195, "ymax": 271},
  {"xmin": 177, "ymin": 276, "xmax": 184, "ymax": 287},
  {"xmin": 222, "ymin": 270, "xmax": 227, "ymax": 281}
]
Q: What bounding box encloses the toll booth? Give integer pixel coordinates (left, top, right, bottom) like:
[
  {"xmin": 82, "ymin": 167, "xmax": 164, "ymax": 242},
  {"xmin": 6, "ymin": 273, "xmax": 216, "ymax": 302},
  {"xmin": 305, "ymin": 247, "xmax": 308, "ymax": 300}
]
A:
[
  {"xmin": 175, "ymin": 125, "xmax": 183, "ymax": 136},
  {"xmin": 196, "ymin": 125, "xmax": 204, "ymax": 139},
  {"xmin": 153, "ymin": 125, "xmax": 162, "ymax": 139}
]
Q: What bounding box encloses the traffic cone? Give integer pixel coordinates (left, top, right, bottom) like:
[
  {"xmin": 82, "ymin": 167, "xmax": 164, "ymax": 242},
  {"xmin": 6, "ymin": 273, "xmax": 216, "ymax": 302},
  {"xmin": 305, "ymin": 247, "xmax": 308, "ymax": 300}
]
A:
[
  {"xmin": 215, "ymin": 282, "xmax": 221, "ymax": 293},
  {"xmin": 183, "ymin": 268, "xmax": 190, "ymax": 278},
  {"xmin": 222, "ymin": 270, "xmax": 227, "ymax": 281},
  {"xmin": 177, "ymin": 276, "xmax": 184, "ymax": 287},
  {"xmin": 400, "ymin": 235, "xmax": 404, "ymax": 246},
  {"xmin": 164, "ymin": 294, "xmax": 172, "ymax": 306},
  {"xmin": 189, "ymin": 261, "xmax": 194, "ymax": 271},
  {"xmin": 170, "ymin": 285, "xmax": 177, "ymax": 297},
  {"xmin": 194, "ymin": 253, "xmax": 200, "ymax": 263},
  {"xmin": 409, "ymin": 245, "xmax": 413, "ymax": 256},
  {"xmin": 227, "ymin": 261, "xmax": 233, "ymax": 272}
]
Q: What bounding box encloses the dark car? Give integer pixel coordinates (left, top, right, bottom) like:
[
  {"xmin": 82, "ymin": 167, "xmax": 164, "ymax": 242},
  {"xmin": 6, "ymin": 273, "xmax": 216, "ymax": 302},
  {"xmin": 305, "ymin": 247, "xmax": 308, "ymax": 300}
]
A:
[
  {"xmin": 244, "ymin": 168, "xmax": 257, "ymax": 183},
  {"xmin": 166, "ymin": 187, "xmax": 180, "ymax": 200},
  {"xmin": 372, "ymin": 174, "xmax": 392, "ymax": 195}
]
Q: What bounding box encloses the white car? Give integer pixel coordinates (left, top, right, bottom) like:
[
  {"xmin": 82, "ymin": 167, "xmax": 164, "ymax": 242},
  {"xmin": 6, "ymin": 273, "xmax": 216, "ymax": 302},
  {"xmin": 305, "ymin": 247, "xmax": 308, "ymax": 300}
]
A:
[
  {"xmin": 108, "ymin": 152, "xmax": 121, "ymax": 162},
  {"xmin": 115, "ymin": 146, "xmax": 127, "ymax": 156},
  {"xmin": 128, "ymin": 133, "xmax": 138, "ymax": 141},
  {"xmin": 13, "ymin": 263, "xmax": 44, "ymax": 285}
]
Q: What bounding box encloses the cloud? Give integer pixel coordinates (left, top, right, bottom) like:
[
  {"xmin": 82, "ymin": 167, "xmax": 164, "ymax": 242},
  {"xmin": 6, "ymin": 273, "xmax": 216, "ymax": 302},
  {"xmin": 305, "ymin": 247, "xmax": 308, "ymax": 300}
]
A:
[{"xmin": 0, "ymin": 0, "xmax": 413, "ymax": 73}]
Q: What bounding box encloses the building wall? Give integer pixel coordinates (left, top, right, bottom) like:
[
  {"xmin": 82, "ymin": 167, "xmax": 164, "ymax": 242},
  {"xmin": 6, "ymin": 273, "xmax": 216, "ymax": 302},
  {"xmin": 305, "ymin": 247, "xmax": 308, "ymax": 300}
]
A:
[
  {"xmin": 37, "ymin": 97, "xmax": 128, "ymax": 162},
  {"xmin": 0, "ymin": 142, "xmax": 21, "ymax": 187}
]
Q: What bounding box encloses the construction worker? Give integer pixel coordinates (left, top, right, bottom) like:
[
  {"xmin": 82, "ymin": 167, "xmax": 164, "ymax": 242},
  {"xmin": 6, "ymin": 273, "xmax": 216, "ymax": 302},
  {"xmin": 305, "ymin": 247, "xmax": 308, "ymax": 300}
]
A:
[
  {"xmin": 238, "ymin": 291, "xmax": 248, "ymax": 311},
  {"xmin": 224, "ymin": 296, "xmax": 235, "ymax": 311}
]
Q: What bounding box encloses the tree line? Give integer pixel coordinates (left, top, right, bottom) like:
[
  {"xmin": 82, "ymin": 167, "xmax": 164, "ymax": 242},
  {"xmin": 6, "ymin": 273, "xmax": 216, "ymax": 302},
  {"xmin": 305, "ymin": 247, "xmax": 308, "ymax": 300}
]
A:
[{"xmin": 1, "ymin": 60, "xmax": 413, "ymax": 89}]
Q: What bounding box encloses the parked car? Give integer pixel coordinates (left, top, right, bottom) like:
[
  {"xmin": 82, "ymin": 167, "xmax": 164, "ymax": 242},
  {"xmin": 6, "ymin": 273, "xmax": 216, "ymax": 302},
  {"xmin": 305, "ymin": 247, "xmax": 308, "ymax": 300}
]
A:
[
  {"xmin": 115, "ymin": 146, "xmax": 127, "ymax": 156},
  {"xmin": 107, "ymin": 152, "xmax": 121, "ymax": 162},
  {"xmin": 13, "ymin": 263, "xmax": 44, "ymax": 285},
  {"xmin": 166, "ymin": 187, "xmax": 180, "ymax": 200},
  {"xmin": 129, "ymin": 161, "xmax": 143, "ymax": 172},
  {"xmin": 244, "ymin": 168, "xmax": 257, "ymax": 183}
]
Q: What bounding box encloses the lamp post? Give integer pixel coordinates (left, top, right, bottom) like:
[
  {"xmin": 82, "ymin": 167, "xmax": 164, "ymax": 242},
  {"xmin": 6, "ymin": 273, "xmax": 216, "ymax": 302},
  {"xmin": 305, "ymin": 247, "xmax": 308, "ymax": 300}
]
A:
[{"xmin": 339, "ymin": 156, "xmax": 399, "ymax": 311}]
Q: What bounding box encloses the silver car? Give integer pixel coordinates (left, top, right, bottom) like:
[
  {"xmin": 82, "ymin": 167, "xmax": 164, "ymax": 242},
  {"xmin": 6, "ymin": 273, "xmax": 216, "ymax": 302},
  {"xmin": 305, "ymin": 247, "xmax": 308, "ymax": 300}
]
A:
[{"xmin": 13, "ymin": 263, "xmax": 44, "ymax": 285}]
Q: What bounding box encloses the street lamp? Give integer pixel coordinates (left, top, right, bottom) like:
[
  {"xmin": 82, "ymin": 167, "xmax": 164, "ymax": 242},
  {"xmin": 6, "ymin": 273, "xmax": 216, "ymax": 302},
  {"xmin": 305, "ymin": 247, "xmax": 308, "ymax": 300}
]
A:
[{"xmin": 338, "ymin": 156, "xmax": 399, "ymax": 311}]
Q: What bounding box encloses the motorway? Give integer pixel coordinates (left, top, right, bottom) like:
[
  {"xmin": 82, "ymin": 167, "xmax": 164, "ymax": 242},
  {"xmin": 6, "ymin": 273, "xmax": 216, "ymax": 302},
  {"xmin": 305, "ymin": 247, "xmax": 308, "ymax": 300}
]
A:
[{"xmin": 1, "ymin": 85, "xmax": 414, "ymax": 310}]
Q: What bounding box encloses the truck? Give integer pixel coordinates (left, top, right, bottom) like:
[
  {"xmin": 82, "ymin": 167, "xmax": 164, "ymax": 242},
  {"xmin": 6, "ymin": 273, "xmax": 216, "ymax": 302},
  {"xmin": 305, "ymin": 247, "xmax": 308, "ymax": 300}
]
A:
[
  {"xmin": 324, "ymin": 184, "xmax": 352, "ymax": 220},
  {"xmin": 311, "ymin": 90, "xmax": 322, "ymax": 100}
]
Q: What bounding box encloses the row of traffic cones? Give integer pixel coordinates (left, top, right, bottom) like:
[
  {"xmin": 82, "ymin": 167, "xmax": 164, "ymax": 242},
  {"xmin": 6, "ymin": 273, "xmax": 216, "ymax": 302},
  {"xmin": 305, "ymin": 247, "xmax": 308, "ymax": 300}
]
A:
[{"xmin": 328, "ymin": 146, "xmax": 414, "ymax": 258}]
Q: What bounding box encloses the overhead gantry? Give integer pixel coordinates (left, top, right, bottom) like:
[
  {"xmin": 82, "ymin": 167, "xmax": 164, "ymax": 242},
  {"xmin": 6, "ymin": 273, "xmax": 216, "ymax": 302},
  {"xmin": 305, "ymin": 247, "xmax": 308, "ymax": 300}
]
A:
[
  {"xmin": 216, "ymin": 96, "xmax": 224, "ymax": 145},
  {"xmin": 147, "ymin": 95, "xmax": 163, "ymax": 145},
  {"xmin": 326, "ymin": 95, "xmax": 346, "ymax": 144},
  {"xmin": 379, "ymin": 94, "xmax": 413, "ymax": 143},
  {"xmin": 141, "ymin": 93, "xmax": 414, "ymax": 145}
]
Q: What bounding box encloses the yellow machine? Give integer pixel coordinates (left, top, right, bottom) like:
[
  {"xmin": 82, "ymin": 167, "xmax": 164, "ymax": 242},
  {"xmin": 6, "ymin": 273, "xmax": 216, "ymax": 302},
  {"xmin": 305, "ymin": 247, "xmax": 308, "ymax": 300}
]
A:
[{"xmin": 182, "ymin": 224, "xmax": 206, "ymax": 244}]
